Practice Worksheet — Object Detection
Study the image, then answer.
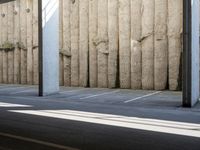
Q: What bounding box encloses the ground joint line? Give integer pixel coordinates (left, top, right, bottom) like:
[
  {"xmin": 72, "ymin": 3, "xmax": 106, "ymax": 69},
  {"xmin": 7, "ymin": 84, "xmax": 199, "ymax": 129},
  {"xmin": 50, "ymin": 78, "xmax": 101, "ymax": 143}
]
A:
[
  {"xmin": 124, "ymin": 91, "xmax": 162, "ymax": 103},
  {"xmin": 0, "ymin": 132, "xmax": 79, "ymax": 150},
  {"xmin": 80, "ymin": 90, "xmax": 120, "ymax": 100}
]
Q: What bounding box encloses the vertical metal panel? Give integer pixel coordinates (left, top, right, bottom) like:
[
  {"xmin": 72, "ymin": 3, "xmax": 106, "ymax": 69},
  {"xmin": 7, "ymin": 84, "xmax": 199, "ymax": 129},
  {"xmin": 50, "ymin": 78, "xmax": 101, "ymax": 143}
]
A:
[{"xmin": 183, "ymin": 0, "xmax": 199, "ymax": 107}]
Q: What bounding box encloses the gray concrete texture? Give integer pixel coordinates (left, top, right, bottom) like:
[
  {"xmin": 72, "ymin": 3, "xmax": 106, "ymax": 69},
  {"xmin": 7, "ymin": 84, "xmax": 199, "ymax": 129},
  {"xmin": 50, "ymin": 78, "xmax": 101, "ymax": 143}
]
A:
[
  {"xmin": 0, "ymin": 0, "xmax": 184, "ymax": 91},
  {"xmin": 0, "ymin": 84, "xmax": 184, "ymax": 109},
  {"xmin": 0, "ymin": 84, "xmax": 200, "ymax": 150}
]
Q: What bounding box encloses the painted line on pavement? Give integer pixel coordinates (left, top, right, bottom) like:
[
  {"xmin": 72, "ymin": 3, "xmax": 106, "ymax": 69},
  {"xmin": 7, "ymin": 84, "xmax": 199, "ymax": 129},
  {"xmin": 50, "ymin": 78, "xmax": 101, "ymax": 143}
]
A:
[
  {"xmin": 80, "ymin": 90, "xmax": 120, "ymax": 100},
  {"xmin": 59, "ymin": 89, "xmax": 85, "ymax": 94},
  {"xmin": 0, "ymin": 102, "xmax": 32, "ymax": 108},
  {"xmin": 124, "ymin": 91, "xmax": 162, "ymax": 103},
  {"xmin": 10, "ymin": 89, "xmax": 36, "ymax": 95},
  {"xmin": 0, "ymin": 86, "xmax": 26, "ymax": 91},
  {"xmin": 0, "ymin": 132, "xmax": 79, "ymax": 150}
]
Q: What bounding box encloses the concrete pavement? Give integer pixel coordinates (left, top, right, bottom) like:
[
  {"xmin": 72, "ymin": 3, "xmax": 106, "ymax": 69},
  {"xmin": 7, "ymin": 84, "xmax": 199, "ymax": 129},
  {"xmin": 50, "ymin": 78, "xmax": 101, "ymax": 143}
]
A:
[{"xmin": 0, "ymin": 85, "xmax": 199, "ymax": 150}]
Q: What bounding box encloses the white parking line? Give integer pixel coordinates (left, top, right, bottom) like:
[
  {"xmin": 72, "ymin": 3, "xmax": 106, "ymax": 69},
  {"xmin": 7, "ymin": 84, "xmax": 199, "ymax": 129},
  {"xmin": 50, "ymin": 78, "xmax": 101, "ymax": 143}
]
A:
[
  {"xmin": 0, "ymin": 86, "xmax": 26, "ymax": 91},
  {"xmin": 124, "ymin": 91, "xmax": 162, "ymax": 103},
  {"xmin": 0, "ymin": 132, "xmax": 79, "ymax": 150},
  {"xmin": 0, "ymin": 85, "xmax": 15, "ymax": 89},
  {"xmin": 80, "ymin": 90, "xmax": 120, "ymax": 100},
  {"xmin": 10, "ymin": 89, "xmax": 35, "ymax": 95},
  {"xmin": 59, "ymin": 89, "xmax": 85, "ymax": 94},
  {"xmin": 0, "ymin": 102, "xmax": 32, "ymax": 108}
]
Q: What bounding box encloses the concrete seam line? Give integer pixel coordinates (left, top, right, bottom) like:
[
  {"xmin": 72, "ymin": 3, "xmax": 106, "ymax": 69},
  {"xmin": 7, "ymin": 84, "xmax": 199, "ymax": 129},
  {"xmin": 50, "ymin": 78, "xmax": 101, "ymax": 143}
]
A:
[
  {"xmin": 0, "ymin": 132, "xmax": 79, "ymax": 150},
  {"xmin": 79, "ymin": 90, "xmax": 120, "ymax": 100},
  {"xmin": 124, "ymin": 91, "xmax": 162, "ymax": 103}
]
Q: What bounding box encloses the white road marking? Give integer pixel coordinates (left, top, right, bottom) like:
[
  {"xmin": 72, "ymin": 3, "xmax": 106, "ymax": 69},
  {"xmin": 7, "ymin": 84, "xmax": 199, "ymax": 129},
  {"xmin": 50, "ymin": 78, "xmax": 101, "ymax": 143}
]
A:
[
  {"xmin": 59, "ymin": 89, "xmax": 85, "ymax": 94},
  {"xmin": 0, "ymin": 85, "xmax": 15, "ymax": 88},
  {"xmin": 10, "ymin": 89, "xmax": 35, "ymax": 95},
  {"xmin": 124, "ymin": 91, "xmax": 162, "ymax": 103},
  {"xmin": 9, "ymin": 109, "xmax": 200, "ymax": 138},
  {"xmin": 0, "ymin": 86, "xmax": 26, "ymax": 91},
  {"xmin": 79, "ymin": 90, "xmax": 120, "ymax": 100},
  {"xmin": 0, "ymin": 102, "xmax": 32, "ymax": 108},
  {"xmin": 0, "ymin": 132, "xmax": 79, "ymax": 150}
]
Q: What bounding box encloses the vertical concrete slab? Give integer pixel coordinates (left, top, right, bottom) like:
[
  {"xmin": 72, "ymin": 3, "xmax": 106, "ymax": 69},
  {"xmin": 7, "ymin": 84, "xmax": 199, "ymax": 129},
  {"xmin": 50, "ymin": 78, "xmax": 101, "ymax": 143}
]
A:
[
  {"xmin": 39, "ymin": 0, "xmax": 59, "ymax": 96},
  {"xmin": 183, "ymin": 0, "xmax": 199, "ymax": 107}
]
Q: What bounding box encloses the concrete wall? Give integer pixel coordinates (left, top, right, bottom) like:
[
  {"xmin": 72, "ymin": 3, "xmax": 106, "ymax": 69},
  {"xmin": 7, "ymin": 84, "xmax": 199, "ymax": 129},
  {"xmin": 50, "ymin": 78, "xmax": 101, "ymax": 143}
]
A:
[
  {"xmin": 0, "ymin": 0, "xmax": 184, "ymax": 91},
  {"xmin": 0, "ymin": 0, "xmax": 39, "ymax": 85},
  {"xmin": 59, "ymin": 0, "xmax": 183, "ymax": 90}
]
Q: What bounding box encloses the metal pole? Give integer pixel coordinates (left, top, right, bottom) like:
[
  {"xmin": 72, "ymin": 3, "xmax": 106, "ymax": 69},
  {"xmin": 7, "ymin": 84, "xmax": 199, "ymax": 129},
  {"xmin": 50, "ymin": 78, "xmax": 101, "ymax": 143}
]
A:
[
  {"xmin": 38, "ymin": 0, "xmax": 43, "ymax": 96},
  {"xmin": 183, "ymin": 0, "xmax": 191, "ymax": 107}
]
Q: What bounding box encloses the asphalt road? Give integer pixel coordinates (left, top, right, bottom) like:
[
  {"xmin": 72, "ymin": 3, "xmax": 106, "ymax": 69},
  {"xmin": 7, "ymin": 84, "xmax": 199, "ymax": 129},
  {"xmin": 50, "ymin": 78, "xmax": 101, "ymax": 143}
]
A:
[{"xmin": 0, "ymin": 85, "xmax": 199, "ymax": 150}]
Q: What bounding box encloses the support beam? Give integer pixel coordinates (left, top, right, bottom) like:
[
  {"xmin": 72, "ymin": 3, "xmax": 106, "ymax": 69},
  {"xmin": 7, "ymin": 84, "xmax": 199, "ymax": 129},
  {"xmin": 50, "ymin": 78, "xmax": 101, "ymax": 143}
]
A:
[
  {"xmin": 39, "ymin": 0, "xmax": 59, "ymax": 96},
  {"xmin": 183, "ymin": 0, "xmax": 199, "ymax": 107}
]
